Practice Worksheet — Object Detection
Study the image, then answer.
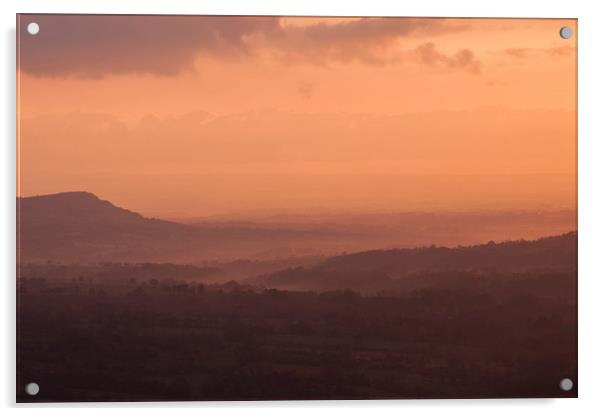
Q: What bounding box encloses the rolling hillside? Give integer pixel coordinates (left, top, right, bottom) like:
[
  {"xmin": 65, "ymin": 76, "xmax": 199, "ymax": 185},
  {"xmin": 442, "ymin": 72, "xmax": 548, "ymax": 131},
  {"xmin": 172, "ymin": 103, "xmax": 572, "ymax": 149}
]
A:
[{"xmin": 251, "ymin": 232, "xmax": 577, "ymax": 293}]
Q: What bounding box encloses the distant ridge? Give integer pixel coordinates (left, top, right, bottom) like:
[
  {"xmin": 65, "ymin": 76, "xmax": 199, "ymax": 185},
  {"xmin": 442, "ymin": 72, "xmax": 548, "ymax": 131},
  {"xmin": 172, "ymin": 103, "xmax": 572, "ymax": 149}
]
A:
[
  {"xmin": 16, "ymin": 192, "xmax": 577, "ymax": 268},
  {"xmin": 251, "ymin": 232, "xmax": 577, "ymax": 292},
  {"xmin": 319, "ymin": 231, "xmax": 577, "ymax": 272}
]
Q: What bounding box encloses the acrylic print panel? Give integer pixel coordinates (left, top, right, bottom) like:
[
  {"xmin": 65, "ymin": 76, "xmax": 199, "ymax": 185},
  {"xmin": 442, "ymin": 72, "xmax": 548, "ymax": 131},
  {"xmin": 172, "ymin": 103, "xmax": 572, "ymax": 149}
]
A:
[{"xmin": 16, "ymin": 14, "xmax": 577, "ymax": 402}]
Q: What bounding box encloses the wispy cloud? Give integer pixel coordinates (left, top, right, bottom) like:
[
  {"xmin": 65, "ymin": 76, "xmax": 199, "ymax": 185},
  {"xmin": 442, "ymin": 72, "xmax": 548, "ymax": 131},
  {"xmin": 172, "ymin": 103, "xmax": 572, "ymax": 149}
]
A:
[
  {"xmin": 413, "ymin": 43, "xmax": 481, "ymax": 74},
  {"xmin": 501, "ymin": 45, "xmax": 575, "ymax": 59},
  {"xmin": 297, "ymin": 82, "xmax": 315, "ymax": 99}
]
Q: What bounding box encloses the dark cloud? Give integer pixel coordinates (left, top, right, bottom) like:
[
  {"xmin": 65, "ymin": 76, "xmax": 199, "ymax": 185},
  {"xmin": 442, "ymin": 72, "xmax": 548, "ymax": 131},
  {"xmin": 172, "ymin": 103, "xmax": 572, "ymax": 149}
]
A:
[
  {"xmin": 18, "ymin": 15, "xmax": 471, "ymax": 78},
  {"xmin": 18, "ymin": 14, "xmax": 280, "ymax": 78}
]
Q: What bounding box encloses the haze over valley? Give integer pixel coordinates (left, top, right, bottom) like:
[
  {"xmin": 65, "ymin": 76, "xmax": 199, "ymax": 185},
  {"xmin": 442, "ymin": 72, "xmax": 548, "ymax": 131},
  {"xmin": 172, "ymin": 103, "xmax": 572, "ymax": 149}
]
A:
[{"xmin": 18, "ymin": 191, "xmax": 576, "ymax": 267}]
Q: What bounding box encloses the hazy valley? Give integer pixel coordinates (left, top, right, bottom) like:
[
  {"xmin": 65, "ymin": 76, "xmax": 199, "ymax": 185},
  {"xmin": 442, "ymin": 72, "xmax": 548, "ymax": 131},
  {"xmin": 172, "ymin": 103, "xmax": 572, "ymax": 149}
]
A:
[{"xmin": 17, "ymin": 191, "xmax": 578, "ymax": 400}]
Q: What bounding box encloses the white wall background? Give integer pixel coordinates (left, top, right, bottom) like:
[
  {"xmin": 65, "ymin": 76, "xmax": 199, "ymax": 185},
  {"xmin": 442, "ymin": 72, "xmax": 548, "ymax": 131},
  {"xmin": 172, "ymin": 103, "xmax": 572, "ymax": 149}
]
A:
[{"xmin": 2, "ymin": 0, "xmax": 601, "ymax": 414}]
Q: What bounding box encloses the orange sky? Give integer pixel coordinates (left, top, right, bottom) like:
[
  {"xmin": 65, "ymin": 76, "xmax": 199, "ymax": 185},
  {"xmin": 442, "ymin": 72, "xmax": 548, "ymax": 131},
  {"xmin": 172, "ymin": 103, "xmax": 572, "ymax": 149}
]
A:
[{"xmin": 17, "ymin": 15, "xmax": 577, "ymax": 218}]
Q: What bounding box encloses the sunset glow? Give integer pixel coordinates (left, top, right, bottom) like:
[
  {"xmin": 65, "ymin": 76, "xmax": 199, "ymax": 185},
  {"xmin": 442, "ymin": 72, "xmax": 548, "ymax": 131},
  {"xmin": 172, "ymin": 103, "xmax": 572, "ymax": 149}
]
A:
[{"xmin": 17, "ymin": 15, "xmax": 577, "ymax": 217}]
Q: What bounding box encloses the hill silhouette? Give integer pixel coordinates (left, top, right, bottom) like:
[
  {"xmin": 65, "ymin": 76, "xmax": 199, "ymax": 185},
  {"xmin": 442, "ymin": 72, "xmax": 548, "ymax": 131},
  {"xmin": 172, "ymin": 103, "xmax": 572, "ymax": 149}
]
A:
[
  {"xmin": 17, "ymin": 192, "xmax": 196, "ymax": 263},
  {"xmin": 252, "ymin": 232, "xmax": 577, "ymax": 293},
  {"xmin": 18, "ymin": 191, "xmax": 185, "ymax": 231},
  {"xmin": 17, "ymin": 192, "xmax": 336, "ymax": 263}
]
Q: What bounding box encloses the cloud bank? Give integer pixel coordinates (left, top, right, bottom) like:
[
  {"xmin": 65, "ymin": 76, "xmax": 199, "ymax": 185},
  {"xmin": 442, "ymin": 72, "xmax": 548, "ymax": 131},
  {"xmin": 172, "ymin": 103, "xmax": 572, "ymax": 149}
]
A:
[{"xmin": 18, "ymin": 15, "xmax": 472, "ymax": 78}]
